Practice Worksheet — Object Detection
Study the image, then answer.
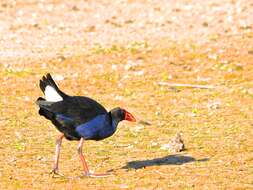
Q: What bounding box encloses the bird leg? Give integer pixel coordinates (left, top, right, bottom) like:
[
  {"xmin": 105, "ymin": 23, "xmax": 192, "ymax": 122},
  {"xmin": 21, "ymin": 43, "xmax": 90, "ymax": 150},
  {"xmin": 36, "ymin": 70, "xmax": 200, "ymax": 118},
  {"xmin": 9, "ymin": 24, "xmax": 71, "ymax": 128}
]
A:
[
  {"xmin": 50, "ymin": 133, "xmax": 64, "ymax": 176},
  {"xmin": 77, "ymin": 138, "xmax": 111, "ymax": 178},
  {"xmin": 77, "ymin": 138, "xmax": 90, "ymax": 175}
]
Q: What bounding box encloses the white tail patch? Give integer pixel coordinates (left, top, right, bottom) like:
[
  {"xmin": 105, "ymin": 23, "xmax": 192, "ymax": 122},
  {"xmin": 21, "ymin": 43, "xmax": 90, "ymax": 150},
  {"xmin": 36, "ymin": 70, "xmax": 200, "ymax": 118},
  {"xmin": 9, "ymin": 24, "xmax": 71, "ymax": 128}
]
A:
[{"xmin": 45, "ymin": 86, "xmax": 63, "ymax": 102}]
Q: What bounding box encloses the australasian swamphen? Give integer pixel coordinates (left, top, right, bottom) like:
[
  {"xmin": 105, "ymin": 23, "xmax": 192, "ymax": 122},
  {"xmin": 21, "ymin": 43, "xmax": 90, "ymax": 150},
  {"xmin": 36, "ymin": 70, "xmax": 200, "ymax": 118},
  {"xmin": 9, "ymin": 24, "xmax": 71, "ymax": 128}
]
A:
[{"xmin": 36, "ymin": 73, "xmax": 136, "ymax": 177}]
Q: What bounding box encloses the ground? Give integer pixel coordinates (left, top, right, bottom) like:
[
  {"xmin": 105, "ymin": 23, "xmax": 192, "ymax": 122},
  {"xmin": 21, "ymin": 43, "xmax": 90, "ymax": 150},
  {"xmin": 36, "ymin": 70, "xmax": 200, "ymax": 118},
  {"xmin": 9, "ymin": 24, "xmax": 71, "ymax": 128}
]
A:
[{"xmin": 0, "ymin": 0, "xmax": 253, "ymax": 189}]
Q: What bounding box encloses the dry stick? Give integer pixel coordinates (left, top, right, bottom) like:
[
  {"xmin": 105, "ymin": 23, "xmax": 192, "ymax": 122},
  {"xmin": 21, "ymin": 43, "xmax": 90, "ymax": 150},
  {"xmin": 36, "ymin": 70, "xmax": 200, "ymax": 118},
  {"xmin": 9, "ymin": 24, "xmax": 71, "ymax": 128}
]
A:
[{"xmin": 157, "ymin": 82, "xmax": 215, "ymax": 89}]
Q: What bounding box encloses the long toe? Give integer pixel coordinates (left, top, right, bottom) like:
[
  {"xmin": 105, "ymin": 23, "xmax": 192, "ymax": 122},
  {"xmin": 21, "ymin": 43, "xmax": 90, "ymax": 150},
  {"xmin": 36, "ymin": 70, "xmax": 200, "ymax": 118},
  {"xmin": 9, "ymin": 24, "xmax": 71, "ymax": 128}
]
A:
[
  {"xmin": 84, "ymin": 172, "xmax": 112, "ymax": 178},
  {"xmin": 50, "ymin": 169, "xmax": 64, "ymax": 177}
]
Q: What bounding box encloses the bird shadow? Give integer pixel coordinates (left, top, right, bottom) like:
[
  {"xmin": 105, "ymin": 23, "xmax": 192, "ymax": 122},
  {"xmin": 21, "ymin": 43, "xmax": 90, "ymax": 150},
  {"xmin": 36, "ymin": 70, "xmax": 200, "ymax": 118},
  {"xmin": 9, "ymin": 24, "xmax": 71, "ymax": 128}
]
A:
[{"xmin": 121, "ymin": 154, "xmax": 209, "ymax": 170}]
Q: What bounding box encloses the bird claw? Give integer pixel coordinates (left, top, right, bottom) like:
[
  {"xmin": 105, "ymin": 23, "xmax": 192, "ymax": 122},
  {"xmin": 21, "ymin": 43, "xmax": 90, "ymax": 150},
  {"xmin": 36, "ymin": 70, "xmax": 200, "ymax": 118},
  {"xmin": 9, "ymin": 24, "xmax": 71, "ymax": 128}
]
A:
[
  {"xmin": 83, "ymin": 172, "xmax": 112, "ymax": 178},
  {"xmin": 49, "ymin": 169, "xmax": 64, "ymax": 177}
]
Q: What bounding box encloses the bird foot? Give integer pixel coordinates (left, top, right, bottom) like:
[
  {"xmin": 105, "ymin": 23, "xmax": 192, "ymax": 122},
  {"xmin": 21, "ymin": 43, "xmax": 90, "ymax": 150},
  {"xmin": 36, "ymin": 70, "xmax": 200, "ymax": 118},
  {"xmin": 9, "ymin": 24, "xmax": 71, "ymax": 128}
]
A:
[
  {"xmin": 50, "ymin": 168, "xmax": 64, "ymax": 177},
  {"xmin": 83, "ymin": 172, "xmax": 112, "ymax": 178}
]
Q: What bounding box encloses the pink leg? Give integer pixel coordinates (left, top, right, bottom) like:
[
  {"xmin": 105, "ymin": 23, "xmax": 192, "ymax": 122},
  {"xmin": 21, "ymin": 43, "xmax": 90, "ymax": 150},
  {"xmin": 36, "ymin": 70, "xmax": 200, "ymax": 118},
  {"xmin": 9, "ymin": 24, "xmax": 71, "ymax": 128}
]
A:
[
  {"xmin": 77, "ymin": 138, "xmax": 90, "ymax": 175},
  {"xmin": 50, "ymin": 134, "xmax": 64, "ymax": 175},
  {"xmin": 77, "ymin": 138, "xmax": 111, "ymax": 177}
]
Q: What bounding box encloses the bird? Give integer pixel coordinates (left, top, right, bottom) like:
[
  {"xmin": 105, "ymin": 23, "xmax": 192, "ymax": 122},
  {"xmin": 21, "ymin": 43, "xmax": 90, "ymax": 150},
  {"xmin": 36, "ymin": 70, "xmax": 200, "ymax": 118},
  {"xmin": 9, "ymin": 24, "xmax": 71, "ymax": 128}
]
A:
[{"xmin": 36, "ymin": 73, "xmax": 136, "ymax": 177}]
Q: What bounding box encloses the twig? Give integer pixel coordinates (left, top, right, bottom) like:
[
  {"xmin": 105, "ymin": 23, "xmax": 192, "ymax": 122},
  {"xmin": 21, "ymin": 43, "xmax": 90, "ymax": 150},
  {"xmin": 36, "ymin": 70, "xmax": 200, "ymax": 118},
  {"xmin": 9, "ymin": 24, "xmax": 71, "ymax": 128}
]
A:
[
  {"xmin": 93, "ymin": 157, "xmax": 110, "ymax": 170},
  {"xmin": 157, "ymin": 82, "xmax": 215, "ymax": 89}
]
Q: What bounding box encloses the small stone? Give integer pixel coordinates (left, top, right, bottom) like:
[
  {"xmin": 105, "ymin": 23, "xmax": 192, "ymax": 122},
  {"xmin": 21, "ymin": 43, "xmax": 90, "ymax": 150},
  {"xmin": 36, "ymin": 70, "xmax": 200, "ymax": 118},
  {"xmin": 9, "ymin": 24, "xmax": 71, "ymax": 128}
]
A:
[
  {"xmin": 37, "ymin": 156, "xmax": 43, "ymax": 160},
  {"xmin": 207, "ymin": 100, "xmax": 221, "ymax": 110},
  {"xmin": 57, "ymin": 55, "xmax": 66, "ymax": 62},
  {"xmin": 161, "ymin": 133, "xmax": 185, "ymax": 152},
  {"xmin": 72, "ymin": 6, "xmax": 80, "ymax": 11},
  {"xmin": 124, "ymin": 60, "xmax": 139, "ymax": 70},
  {"xmin": 202, "ymin": 22, "xmax": 209, "ymax": 27},
  {"xmin": 155, "ymin": 111, "xmax": 161, "ymax": 116},
  {"xmin": 248, "ymin": 49, "xmax": 253, "ymax": 55},
  {"xmin": 85, "ymin": 26, "xmax": 96, "ymax": 33}
]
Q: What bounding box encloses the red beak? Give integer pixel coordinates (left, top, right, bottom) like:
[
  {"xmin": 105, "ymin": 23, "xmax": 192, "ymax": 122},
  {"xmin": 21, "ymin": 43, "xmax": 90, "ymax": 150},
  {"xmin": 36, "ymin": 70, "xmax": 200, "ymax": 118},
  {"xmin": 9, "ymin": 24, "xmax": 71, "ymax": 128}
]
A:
[{"xmin": 124, "ymin": 110, "xmax": 136, "ymax": 122}]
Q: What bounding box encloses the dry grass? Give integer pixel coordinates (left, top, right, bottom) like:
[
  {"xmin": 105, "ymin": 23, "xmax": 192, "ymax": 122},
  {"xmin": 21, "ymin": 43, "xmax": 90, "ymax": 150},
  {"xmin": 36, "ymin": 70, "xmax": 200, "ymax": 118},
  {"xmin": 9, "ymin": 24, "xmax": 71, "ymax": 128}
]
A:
[{"xmin": 1, "ymin": 34, "xmax": 253, "ymax": 189}]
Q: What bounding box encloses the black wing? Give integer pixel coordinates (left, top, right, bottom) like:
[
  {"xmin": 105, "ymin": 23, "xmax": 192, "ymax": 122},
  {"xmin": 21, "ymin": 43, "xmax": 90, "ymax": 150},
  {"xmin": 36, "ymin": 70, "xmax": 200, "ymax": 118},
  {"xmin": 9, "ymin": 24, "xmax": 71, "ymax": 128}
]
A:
[
  {"xmin": 37, "ymin": 103, "xmax": 80, "ymax": 140},
  {"xmin": 36, "ymin": 96, "xmax": 107, "ymax": 140},
  {"xmin": 45, "ymin": 96, "xmax": 107, "ymax": 125}
]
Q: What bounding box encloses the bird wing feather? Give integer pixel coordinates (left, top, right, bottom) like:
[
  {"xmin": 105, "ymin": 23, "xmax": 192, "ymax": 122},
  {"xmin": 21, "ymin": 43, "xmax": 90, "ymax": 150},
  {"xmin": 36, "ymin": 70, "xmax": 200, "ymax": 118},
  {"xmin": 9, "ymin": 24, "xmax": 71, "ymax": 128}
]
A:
[{"xmin": 45, "ymin": 96, "xmax": 107, "ymax": 125}]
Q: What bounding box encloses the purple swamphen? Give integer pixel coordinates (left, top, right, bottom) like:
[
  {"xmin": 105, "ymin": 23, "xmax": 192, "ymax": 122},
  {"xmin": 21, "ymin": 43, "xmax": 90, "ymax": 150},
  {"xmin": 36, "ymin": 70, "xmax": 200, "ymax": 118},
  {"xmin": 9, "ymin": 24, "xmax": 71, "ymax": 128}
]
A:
[{"xmin": 36, "ymin": 74, "xmax": 136, "ymax": 177}]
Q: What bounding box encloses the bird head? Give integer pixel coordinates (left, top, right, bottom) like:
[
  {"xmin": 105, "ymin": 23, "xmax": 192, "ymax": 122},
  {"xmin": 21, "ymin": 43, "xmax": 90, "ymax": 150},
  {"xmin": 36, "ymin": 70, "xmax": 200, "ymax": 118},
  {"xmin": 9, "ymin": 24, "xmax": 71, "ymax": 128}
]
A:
[{"xmin": 110, "ymin": 107, "xmax": 136, "ymax": 122}]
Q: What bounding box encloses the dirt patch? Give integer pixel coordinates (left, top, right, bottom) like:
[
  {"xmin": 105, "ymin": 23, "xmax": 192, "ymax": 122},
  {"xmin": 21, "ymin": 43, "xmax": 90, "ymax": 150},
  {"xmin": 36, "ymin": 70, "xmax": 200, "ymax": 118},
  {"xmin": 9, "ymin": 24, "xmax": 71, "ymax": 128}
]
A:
[{"xmin": 0, "ymin": 0, "xmax": 252, "ymax": 64}]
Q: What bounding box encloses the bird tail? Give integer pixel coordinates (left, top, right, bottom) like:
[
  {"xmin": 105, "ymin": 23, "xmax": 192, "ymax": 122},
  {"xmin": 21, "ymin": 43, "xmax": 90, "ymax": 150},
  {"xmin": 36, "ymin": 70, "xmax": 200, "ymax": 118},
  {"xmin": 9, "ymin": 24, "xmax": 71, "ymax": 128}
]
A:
[
  {"xmin": 38, "ymin": 106, "xmax": 55, "ymax": 121},
  {"xmin": 36, "ymin": 97, "xmax": 50, "ymax": 105},
  {"xmin": 39, "ymin": 73, "xmax": 67, "ymax": 102},
  {"xmin": 36, "ymin": 97, "xmax": 55, "ymax": 118}
]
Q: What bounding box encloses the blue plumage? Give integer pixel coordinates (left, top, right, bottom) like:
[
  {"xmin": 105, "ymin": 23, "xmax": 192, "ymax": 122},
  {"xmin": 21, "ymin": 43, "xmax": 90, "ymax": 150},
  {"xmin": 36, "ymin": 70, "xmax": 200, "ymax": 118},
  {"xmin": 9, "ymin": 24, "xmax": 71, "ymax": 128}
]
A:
[
  {"xmin": 53, "ymin": 113, "xmax": 119, "ymax": 141},
  {"xmin": 76, "ymin": 114, "xmax": 118, "ymax": 140},
  {"xmin": 57, "ymin": 114, "xmax": 75, "ymax": 124}
]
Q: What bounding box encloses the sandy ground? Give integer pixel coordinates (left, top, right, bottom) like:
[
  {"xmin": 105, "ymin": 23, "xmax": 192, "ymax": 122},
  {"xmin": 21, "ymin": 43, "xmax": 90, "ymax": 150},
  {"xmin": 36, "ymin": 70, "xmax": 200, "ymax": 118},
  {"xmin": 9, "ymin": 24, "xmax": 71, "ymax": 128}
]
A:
[{"xmin": 0, "ymin": 0, "xmax": 252, "ymax": 64}]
